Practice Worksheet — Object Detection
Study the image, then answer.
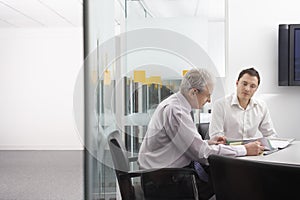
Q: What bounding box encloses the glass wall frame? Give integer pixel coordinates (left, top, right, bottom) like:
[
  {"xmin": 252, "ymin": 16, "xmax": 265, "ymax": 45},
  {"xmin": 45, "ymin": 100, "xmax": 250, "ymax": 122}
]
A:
[{"xmin": 83, "ymin": 0, "xmax": 227, "ymax": 199}]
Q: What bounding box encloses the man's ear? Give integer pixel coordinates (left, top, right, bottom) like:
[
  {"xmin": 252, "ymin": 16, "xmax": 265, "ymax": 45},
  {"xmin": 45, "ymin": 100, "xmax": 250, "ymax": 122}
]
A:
[
  {"xmin": 236, "ymin": 80, "xmax": 239, "ymax": 86},
  {"xmin": 188, "ymin": 89, "xmax": 195, "ymax": 97}
]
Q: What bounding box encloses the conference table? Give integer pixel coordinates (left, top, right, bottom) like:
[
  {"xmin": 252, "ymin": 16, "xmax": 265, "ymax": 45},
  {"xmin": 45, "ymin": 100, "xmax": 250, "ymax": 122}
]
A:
[
  {"xmin": 240, "ymin": 140, "xmax": 300, "ymax": 165},
  {"xmin": 210, "ymin": 140, "xmax": 300, "ymax": 200}
]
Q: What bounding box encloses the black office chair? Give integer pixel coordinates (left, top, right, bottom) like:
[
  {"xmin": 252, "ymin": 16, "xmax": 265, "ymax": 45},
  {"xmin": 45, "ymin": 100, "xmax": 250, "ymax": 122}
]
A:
[
  {"xmin": 108, "ymin": 130, "xmax": 199, "ymax": 200},
  {"xmin": 198, "ymin": 122, "xmax": 210, "ymax": 140},
  {"xmin": 208, "ymin": 154, "xmax": 300, "ymax": 200}
]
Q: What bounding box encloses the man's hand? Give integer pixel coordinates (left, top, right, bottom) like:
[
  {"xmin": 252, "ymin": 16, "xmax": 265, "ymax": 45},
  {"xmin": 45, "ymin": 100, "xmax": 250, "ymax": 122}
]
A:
[
  {"xmin": 244, "ymin": 141, "xmax": 265, "ymax": 156},
  {"xmin": 208, "ymin": 135, "xmax": 227, "ymax": 145}
]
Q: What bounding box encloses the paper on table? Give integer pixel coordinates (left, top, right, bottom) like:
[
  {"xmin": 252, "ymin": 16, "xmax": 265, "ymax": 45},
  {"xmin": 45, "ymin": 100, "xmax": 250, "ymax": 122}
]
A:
[
  {"xmin": 226, "ymin": 138, "xmax": 273, "ymax": 150},
  {"xmin": 226, "ymin": 137, "xmax": 293, "ymax": 151},
  {"xmin": 269, "ymin": 138, "xmax": 295, "ymax": 149},
  {"xmin": 257, "ymin": 137, "xmax": 274, "ymax": 151}
]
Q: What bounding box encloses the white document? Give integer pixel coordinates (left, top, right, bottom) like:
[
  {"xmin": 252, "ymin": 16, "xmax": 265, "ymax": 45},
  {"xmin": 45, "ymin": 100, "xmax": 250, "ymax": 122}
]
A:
[{"xmin": 269, "ymin": 138, "xmax": 295, "ymax": 149}]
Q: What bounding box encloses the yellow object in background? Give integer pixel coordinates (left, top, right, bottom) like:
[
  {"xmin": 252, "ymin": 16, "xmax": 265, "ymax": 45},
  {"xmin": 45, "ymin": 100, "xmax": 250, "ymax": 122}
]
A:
[
  {"xmin": 146, "ymin": 76, "xmax": 162, "ymax": 85},
  {"xmin": 182, "ymin": 69, "xmax": 189, "ymax": 76},
  {"xmin": 104, "ymin": 69, "xmax": 111, "ymax": 85},
  {"xmin": 146, "ymin": 76, "xmax": 162, "ymax": 88},
  {"xmin": 229, "ymin": 142, "xmax": 243, "ymax": 146},
  {"xmin": 134, "ymin": 70, "xmax": 146, "ymax": 83},
  {"xmin": 92, "ymin": 70, "xmax": 98, "ymax": 84}
]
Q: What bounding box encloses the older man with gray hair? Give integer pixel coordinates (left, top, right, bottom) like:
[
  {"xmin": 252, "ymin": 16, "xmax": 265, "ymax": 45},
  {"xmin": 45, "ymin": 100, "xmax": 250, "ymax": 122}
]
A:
[{"xmin": 138, "ymin": 68, "xmax": 264, "ymax": 199}]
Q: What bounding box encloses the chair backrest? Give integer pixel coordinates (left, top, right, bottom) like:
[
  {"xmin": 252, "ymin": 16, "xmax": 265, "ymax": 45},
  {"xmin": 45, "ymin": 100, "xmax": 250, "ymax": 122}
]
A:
[
  {"xmin": 108, "ymin": 130, "xmax": 135, "ymax": 200},
  {"xmin": 208, "ymin": 154, "xmax": 300, "ymax": 200},
  {"xmin": 108, "ymin": 130, "xmax": 130, "ymax": 172},
  {"xmin": 198, "ymin": 122, "xmax": 210, "ymax": 139},
  {"xmin": 108, "ymin": 130, "xmax": 199, "ymax": 200}
]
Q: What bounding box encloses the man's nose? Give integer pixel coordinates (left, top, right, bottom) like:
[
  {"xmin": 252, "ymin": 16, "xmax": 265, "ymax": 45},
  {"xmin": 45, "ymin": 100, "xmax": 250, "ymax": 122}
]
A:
[{"xmin": 245, "ymin": 85, "xmax": 250, "ymax": 91}]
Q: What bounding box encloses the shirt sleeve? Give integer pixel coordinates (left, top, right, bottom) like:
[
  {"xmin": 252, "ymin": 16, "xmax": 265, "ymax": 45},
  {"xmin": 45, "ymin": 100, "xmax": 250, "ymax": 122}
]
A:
[
  {"xmin": 209, "ymin": 100, "xmax": 226, "ymax": 138},
  {"xmin": 209, "ymin": 144, "xmax": 247, "ymax": 157},
  {"xmin": 163, "ymin": 104, "xmax": 247, "ymax": 162},
  {"xmin": 258, "ymin": 102, "xmax": 278, "ymax": 138},
  {"xmin": 189, "ymin": 139, "xmax": 247, "ymax": 161}
]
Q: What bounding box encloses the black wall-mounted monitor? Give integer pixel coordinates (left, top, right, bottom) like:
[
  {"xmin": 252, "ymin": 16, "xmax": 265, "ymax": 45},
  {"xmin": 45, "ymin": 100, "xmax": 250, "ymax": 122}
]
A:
[
  {"xmin": 289, "ymin": 24, "xmax": 300, "ymax": 85},
  {"xmin": 278, "ymin": 24, "xmax": 300, "ymax": 86}
]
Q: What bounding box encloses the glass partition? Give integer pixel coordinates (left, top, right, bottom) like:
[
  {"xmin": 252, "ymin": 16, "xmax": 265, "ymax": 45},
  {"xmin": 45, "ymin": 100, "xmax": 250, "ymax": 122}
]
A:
[{"xmin": 83, "ymin": 0, "xmax": 226, "ymax": 199}]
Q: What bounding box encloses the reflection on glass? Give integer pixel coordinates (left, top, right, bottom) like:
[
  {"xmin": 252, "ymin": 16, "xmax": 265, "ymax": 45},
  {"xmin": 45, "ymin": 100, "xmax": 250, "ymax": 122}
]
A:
[
  {"xmin": 123, "ymin": 77, "xmax": 181, "ymax": 154},
  {"xmin": 84, "ymin": 0, "xmax": 226, "ymax": 199}
]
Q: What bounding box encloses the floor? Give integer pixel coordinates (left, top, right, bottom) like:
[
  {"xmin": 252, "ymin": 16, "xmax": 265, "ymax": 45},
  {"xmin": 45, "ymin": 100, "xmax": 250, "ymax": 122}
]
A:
[{"xmin": 0, "ymin": 150, "xmax": 83, "ymax": 200}]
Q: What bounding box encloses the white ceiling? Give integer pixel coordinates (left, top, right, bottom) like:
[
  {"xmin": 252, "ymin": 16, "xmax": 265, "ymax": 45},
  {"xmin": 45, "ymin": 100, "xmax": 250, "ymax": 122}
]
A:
[
  {"xmin": 141, "ymin": 0, "xmax": 224, "ymax": 19},
  {"xmin": 0, "ymin": 0, "xmax": 83, "ymax": 28},
  {"xmin": 122, "ymin": 0, "xmax": 225, "ymax": 24},
  {"xmin": 0, "ymin": 0, "xmax": 224, "ymax": 28}
]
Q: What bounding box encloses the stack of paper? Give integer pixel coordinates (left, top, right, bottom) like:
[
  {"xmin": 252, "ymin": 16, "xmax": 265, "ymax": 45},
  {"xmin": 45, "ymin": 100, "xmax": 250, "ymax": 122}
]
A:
[
  {"xmin": 268, "ymin": 138, "xmax": 295, "ymax": 149},
  {"xmin": 226, "ymin": 137, "xmax": 295, "ymax": 151}
]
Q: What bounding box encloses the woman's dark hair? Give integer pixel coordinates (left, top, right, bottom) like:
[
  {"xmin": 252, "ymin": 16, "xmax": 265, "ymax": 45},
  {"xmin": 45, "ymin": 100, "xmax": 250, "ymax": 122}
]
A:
[{"xmin": 237, "ymin": 67, "xmax": 260, "ymax": 85}]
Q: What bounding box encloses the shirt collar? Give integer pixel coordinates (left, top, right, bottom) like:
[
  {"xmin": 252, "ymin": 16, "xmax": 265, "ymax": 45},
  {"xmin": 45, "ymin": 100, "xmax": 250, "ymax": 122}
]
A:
[
  {"xmin": 176, "ymin": 92, "xmax": 192, "ymax": 112},
  {"xmin": 231, "ymin": 93, "xmax": 239, "ymax": 106},
  {"xmin": 230, "ymin": 93, "xmax": 258, "ymax": 108}
]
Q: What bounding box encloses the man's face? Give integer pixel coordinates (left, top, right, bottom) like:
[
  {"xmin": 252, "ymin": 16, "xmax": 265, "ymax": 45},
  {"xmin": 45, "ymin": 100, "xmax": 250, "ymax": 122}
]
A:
[
  {"xmin": 236, "ymin": 73, "xmax": 258, "ymax": 103},
  {"xmin": 193, "ymin": 85, "xmax": 211, "ymax": 109}
]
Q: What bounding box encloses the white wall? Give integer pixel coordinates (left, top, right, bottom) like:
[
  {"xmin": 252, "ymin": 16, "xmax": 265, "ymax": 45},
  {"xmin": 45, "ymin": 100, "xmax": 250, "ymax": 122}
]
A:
[
  {"xmin": 2, "ymin": 0, "xmax": 300, "ymax": 149},
  {"xmin": 126, "ymin": 17, "xmax": 225, "ymax": 77},
  {"xmin": 0, "ymin": 28, "xmax": 84, "ymax": 150},
  {"xmin": 228, "ymin": 0, "xmax": 300, "ymax": 139}
]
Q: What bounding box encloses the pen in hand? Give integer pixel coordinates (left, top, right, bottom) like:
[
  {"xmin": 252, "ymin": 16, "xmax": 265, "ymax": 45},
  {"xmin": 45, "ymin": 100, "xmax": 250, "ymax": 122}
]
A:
[{"xmin": 263, "ymin": 148, "xmax": 279, "ymax": 155}]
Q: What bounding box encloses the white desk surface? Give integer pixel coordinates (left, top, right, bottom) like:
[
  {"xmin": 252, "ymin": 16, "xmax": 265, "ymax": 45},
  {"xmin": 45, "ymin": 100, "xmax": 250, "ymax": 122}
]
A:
[{"xmin": 240, "ymin": 140, "xmax": 300, "ymax": 166}]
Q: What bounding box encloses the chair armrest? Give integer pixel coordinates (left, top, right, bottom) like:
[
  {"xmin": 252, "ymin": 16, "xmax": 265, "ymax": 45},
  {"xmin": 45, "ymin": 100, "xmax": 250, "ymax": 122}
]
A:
[
  {"xmin": 119, "ymin": 168, "xmax": 198, "ymax": 198},
  {"xmin": 151, "ymin": 167, "xmax": 197, "ymax": 175},
  {"xmin": 128, "ymin": 156, "xmax": 138, "ymax": 162},
  {"xmin": 119, "ymin": 169, "xmax": 157, "ymax": 179},
  {"xmin": 124, "ymin": 167, "xmax": 197, "ymax": 178},
  {"xmin": 140, "ymin": 168, "xmax": 198, "ymax": 199}
]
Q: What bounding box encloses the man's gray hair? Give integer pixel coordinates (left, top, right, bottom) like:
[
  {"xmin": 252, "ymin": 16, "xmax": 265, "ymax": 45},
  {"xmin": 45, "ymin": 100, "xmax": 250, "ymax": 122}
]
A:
[{"xmin": 180, "ymin": 68, "xmax": 215, "ymax": 95}]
